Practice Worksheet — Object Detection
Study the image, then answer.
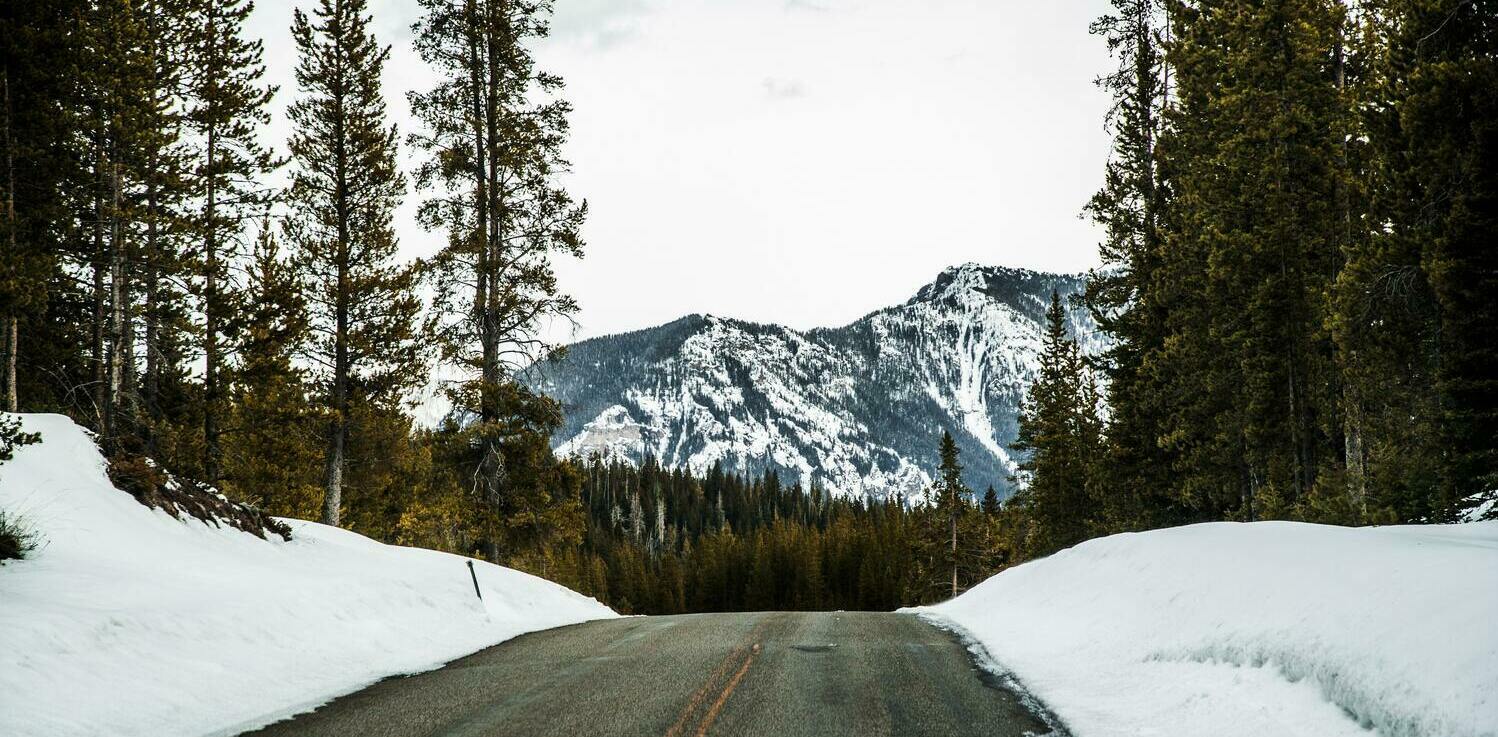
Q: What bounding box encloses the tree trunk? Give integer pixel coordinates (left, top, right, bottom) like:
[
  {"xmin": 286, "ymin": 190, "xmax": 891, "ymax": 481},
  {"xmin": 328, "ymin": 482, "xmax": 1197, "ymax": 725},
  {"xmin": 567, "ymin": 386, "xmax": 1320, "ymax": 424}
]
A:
[
  {"xmin": 119, "ymin": 182, "xmax": 136, "ymax": 424},
  {"xmin": 322, "ymin": 28, "xmax": 351, "ymax": 527},
  {"xmin": 472, "ymin": 0, "xmax": 495, "ymax": 430},
  {"xmin": 1334, "ymin": 27, "xmax": 1365, "ymax": 518},
  {"xmin": 107, "ymin": 160, "xmax": 125, "ymax": 435},
  {"xmin": 2, "ymin": 67, "xmax": 16, "ymax": 413},
  {"xmin": 203, "ymin": 121, "xmax": 221, "ymax": 485},
  {"xmin": 3, "ymin": 317, "xmax": 14, "ymax": 413},
  {"xmin": 468, "ymin": 0, "xmax": 505, "ymax": 504},
  {"xmin": 1344, "ymin": 387, "xmax": 1366, "ymax": 513},
  {"xmin": 142, "ymin": 0, "xmax": 163, "ymax": 440},
  {"xmin": 322, "ymin": 420, "xmax": 345, "ymax": 526},
  {"xmin": 1244, "ymin": 461, "xmax": 1258, "ymax": 522},
  {"xmin": 949, "ymin": 509, "xmax": 958, "ymax": 599},
  {"xmin": 143, "ymin": 163, "xmax": 160, "ymax": 428},
  {"xmin": 91, "ymin": 143, "xmax": 108, "ymax": 431}
]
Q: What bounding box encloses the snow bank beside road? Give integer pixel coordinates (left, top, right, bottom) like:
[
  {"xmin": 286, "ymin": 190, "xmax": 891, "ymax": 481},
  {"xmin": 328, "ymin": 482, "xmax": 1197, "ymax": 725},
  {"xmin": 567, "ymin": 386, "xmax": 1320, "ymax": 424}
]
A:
[
  {"xmin": 920, "ymin": 520, "xmax": 1498, "ymax": 737},
  {"xmin": 0, "ymin": 413, "xmax": 616, "ymax": 737}
]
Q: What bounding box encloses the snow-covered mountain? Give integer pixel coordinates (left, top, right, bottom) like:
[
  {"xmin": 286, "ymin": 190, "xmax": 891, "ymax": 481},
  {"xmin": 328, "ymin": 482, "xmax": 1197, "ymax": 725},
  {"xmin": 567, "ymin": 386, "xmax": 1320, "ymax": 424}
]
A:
[{"xmin": 525, "ymin": 264, "xmax": 1101, "ymax": 501}]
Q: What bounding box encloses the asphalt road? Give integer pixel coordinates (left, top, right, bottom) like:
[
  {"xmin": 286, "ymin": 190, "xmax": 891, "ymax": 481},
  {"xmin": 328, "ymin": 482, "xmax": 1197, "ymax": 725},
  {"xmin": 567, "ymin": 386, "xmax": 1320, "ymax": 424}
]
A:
[{"xmin": 241, "ymin": 611, "xmax": 1057, "ymax": 737}]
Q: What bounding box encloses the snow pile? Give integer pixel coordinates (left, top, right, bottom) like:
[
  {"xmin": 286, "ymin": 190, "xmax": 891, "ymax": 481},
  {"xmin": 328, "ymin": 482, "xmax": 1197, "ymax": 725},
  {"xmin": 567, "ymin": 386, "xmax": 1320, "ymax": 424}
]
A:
[
  {"xmin": 0, "ymin": 413, "xmax": 616, "ymax": 737},
  {"xmin": 920, "ymin": 521, "xmax": 1498, "ymax": 737}
]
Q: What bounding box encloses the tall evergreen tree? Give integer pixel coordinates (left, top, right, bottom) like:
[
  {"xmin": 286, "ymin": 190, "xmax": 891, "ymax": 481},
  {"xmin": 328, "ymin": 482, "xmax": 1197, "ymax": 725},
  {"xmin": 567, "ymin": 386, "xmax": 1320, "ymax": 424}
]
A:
[
  {"xmin": 930, "ymin": 430, "xmax": 969, "ymax": 598},
  {"xmin": 1155, "ymin": 0, "xmax": 1349, "ymax": 519},
  {"xmin": 1013, "ymin": 292, "xmax": 1099, "ymax": 554},
  {"xmin": 183, "ymin": 0, "xmax": 277, "ymax": 486},
  {"xmin": 73, "ymin": 0, "xmax": 162, "ymax": 439},
  {"xmin": 1083, "ymin": 0, "xmax": 1181, "ymax": 530},
  {"xmin": 1334, "ymin": 0, "xmax": 1498, "ymax": 520},
  {"xmin": 0, "ymin": 0, "xmax": 83, "ymax": 413},
  {"xmin": 136, "ymin": 0, "xmax": 197, "ymax": 454},
  {"xmin": 286, "ymin": 0, "xmax": 424, "ymax": 527},
  {"xmin": 981, "ymin": 485, "xmax": 1000, "ymax": 516},
  {"xmin": 408, "ymin": 0, "xmax": 586, "ymax": 542},
  {"xmin": 223, "ymin": 222, "xmax": 320, "ymax": 516}
]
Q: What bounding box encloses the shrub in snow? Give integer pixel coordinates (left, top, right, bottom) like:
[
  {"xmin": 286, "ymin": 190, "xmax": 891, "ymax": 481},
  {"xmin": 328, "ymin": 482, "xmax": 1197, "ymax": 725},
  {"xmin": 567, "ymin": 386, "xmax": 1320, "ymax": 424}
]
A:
[
  {"xmin": 0, "ymin": 412, "xmax": 39, "ymax": 462},
  {"xmin": 0, "ymin": 414, "xmax": 43, "ymax": 561},
  {"xmin": 105, "ymin": 440, "xmax": 292, "ymax": 541},
  {"xmin": 0, "ymin": 508, "xmax": 41, "ymax": 561}
]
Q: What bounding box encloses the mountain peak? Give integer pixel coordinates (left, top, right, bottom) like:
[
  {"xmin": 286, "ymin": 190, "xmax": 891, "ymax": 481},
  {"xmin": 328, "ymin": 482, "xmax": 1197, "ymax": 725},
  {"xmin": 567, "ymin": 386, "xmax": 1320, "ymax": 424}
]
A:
[
  {"xmin": 903, "ymin": 264, "xmax": 1082, "ymax": 322},
  {"xmin": 529, "ymin": 263, "xmax": 1098, "ymax": 501}
]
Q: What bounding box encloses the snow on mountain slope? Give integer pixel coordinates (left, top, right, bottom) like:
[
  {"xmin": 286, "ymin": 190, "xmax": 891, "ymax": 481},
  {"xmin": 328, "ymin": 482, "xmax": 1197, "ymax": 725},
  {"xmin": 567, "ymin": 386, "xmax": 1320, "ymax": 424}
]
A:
[
  {"xmin": 916, "ymin": 521, "xmax": 1498, "ymax": 737},
  {"xmin": 529, "ymin": 263, "xmax": 1099, "ymax": 500},
  {"xmin": 0, "ymin": 413, "xmax": 616, "ymax": 737}
]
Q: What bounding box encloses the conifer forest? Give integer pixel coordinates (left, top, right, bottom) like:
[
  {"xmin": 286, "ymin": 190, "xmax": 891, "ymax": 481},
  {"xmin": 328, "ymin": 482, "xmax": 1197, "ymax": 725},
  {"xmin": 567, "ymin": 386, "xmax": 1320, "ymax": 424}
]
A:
[{"xmin": 1, "ymin": 0, "xmax": 1494, "ymax": 617}]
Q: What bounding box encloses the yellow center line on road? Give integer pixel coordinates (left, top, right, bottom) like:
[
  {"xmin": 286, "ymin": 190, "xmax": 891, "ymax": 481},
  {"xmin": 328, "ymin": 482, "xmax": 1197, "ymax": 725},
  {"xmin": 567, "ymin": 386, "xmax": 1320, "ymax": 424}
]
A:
[
  {"xmin": 664, "ymin": 643, "xmax": 748, "ymax": 737},
  {"xmin": 692, "ymin": 643, "xmax": 760, "ymax": 737},
  {"xmin": 666, "ymin": 618, "xmax": 777, "ymax": 737}
]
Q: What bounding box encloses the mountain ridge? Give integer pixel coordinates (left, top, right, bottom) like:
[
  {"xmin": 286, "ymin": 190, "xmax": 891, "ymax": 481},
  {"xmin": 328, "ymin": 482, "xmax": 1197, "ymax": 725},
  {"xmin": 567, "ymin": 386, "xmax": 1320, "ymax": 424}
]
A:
[{"xmin": 525, "ymin": 263, "xmax": 1099, "ymax": 500}]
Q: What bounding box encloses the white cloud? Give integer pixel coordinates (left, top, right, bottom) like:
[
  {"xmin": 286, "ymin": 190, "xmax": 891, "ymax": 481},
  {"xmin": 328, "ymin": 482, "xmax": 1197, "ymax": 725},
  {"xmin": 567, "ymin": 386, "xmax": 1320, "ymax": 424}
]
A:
[{"xmin": 762, "ymin": 77, "xmax": 806, "ymax": 99}]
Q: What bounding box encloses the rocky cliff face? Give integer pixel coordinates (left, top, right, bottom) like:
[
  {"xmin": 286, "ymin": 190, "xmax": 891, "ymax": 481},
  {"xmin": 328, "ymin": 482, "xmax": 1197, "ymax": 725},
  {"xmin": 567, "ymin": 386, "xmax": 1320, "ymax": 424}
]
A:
[{"xmin": 525, "ymin": 264, "xmax": 1100, "ymax": 500}]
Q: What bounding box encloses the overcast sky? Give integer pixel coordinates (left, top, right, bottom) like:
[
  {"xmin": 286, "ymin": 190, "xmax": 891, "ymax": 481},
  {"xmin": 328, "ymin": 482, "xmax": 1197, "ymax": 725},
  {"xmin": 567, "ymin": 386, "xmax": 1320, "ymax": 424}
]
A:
[{"xmin": 247, "ymin": 0, "xmax": 1116, "ymax": 341}]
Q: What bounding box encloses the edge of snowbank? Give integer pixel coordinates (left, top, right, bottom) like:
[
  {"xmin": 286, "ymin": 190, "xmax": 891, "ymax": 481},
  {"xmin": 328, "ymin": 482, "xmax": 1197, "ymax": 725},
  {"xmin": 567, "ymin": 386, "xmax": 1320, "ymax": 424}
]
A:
[
  {"xmin": 0, "ymin": 413, "xmax": 617, "ymax": 737},
  {"xmin": 912, "ymin": 610, "xmax": 1071, "ymax": 737},
  {"xmin": 204, "ymin": 517, "xmax": 615, "ymax": 737},
  {"xmin": 914, "ymin": 520, "xmax": 1498, "ymax": 737}
]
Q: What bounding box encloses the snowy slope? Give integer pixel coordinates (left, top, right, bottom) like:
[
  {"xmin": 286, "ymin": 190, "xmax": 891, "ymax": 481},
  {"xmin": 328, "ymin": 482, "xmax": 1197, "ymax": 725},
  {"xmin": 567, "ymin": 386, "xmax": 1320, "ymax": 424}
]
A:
[
  {"xmin": 529, "ymin": 263, "xmax": 1100, "ymax": 500},
  {"xmin": 0, "ymin": 413, "xmax": 616, "ymax": 737},
  {"xmin": 916, "ymin": 521, "xmax": 1498, "ymax": 737}
]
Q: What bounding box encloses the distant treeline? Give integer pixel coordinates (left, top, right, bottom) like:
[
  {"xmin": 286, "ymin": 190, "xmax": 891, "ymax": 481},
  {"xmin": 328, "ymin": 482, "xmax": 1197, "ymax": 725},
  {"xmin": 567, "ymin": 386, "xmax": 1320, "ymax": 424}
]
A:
[{"xmin": 553, "ymin": 450, "xmax": 1013, "ymax": 615}]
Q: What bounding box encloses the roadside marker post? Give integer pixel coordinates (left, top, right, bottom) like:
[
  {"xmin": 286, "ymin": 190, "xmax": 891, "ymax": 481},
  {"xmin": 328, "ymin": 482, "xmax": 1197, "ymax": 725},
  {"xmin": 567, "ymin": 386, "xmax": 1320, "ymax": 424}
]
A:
[{"xmin": 467, "ymin": 560, "xmax": 483, "ymax": 600}]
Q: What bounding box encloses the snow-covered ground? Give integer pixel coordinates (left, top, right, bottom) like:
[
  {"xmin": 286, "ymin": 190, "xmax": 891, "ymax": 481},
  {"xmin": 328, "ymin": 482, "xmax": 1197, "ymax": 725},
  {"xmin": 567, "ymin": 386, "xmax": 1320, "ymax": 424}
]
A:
[
  {"xmin": 0, "ymin": 413, "xmax": 616, "ymax": 737},
  {"xmin": 918, "ymin": 520, "xmax": 1498, "ymax": 737}
]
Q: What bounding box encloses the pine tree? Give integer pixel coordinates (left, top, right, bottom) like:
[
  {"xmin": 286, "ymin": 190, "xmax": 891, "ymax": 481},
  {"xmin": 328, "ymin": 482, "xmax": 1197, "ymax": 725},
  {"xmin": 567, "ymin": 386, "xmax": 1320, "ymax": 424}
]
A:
[
  {"xmin": 408, "ymin": 0, "xmax": 585, "ymax": 530},
  {"xmin": 1334, "ymin": 0, "xmax": 1498, "ymax": 520},
  {"xmin": 1013, "ymin": 292, "xmax": 1097, "ymax": 554},
  {"xmin": 183, "ymin": 0, "xmax": 277, "ymax": 486},
  {"xmin": 223, "ymin": 222, "xmax": 320, "ymax": 516},
  {"xmin": 746, "ymin": 532, "xmax": 775, "ymax": 609},
  {"xmin": 0, "ymin": 0, "xmax": 83, "ymax": 413},
  {"xmin": 136, "ymin": 0, "xmax": 197, "ymax": 456},
  {"xmin": 929, "ymin": 430, "xmax": 969, "ymax": 598},
  {"xmin": 1326, "ymin": 3, "xmax": 1431, "ymax": 522},
  {"xmin": 1083, "ymin": 0, "xmax": 1182, "ymax": 530},
  {"xmin": 1155, "ymin": 0, "xmax": 1349, "ymax": 519},
  {"xmin": 981, "ymin": 485, "xmax": 1000, "ymax": 516},
  {"xmin": 72, "ymin": 0, "xmax": 163, "ymax": 440},
  {"xmin": 1077, "ymin": 369, "xmax": 1109, "ymax": 533},
  {"xmin": 4, "ymin": 0, "xmax": 199, "ymax": 454},
  {"xmin": 1410, "ymin": 0, "xmax": 1498, "ymax": 516},
  {"xmin": 286, "ymin": 0, "xmax": 424, "ymax": 527},
  {"xmin": 491, "ymin": 392, "xmax": 585, "ymax": 564}
]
